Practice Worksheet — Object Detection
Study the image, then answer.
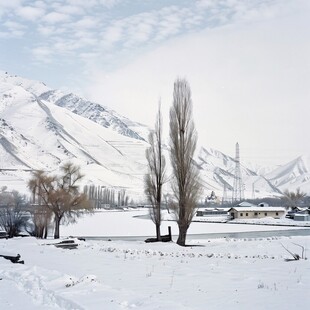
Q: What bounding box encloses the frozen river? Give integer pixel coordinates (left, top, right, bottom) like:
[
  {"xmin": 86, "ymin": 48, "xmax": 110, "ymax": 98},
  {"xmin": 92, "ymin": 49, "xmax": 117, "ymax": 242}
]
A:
[
  {"xmin": 62, "ymin": 209, "xmax": 310, "ymax": 241},
  {"xmin": 79, "ymin": 228, "xmax": 310, "ymax": 241}
]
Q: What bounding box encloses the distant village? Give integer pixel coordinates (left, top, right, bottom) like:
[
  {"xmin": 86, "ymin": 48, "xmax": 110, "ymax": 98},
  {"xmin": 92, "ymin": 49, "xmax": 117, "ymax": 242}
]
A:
[{"xmin": 195, "ymin": 190, "xmax": 310, "ymax": 224}]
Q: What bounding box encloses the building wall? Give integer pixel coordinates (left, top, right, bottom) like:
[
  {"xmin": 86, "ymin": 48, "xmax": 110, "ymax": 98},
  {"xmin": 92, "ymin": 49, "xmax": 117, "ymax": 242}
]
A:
[
  {"xmin": 294, "ymin": 214, "xmax": 310, "ymax": 221},
  {"xmin": 230, "ymin": 210, "xmax": 285, "ymax": 219}
]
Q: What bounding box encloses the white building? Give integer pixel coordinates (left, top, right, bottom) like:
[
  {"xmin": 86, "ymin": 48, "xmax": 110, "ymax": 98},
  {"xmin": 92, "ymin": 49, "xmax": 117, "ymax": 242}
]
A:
[{"xmin": 228, "ymin": 206, "xmax": 285, "ymax": 219}]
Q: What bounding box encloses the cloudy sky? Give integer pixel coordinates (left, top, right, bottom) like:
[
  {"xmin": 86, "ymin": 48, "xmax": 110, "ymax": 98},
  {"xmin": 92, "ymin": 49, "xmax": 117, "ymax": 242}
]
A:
[{"xmin": 1, "ymin": 0, "xmax": 310, "ymax": 166}]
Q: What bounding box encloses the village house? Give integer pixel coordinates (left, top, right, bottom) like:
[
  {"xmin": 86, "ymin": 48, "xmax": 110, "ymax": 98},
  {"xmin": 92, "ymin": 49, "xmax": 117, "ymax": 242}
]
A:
[
  {"xmin": 228, "ymin": 206, "xmax": 285, "ymax": 219},
  {"xmin": 293, "ymin": 207, "xmax": 310, "ymax": 221}
]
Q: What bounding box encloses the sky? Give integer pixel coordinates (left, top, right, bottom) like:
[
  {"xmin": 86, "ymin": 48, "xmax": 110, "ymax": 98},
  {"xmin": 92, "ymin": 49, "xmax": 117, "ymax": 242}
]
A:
[{"xmin": 0, "ymin": 0, "xmax": 310, "ymax": 167}]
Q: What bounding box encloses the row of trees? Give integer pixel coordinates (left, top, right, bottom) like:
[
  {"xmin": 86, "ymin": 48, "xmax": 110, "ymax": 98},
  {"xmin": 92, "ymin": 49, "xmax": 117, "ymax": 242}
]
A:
[
  {"xmin": 84, "ymin": 185, "xmax": 130, "ymax": 208},
  {"xmin": 145, "ymin": 78, "xmax": 202, "ymax": 246}
]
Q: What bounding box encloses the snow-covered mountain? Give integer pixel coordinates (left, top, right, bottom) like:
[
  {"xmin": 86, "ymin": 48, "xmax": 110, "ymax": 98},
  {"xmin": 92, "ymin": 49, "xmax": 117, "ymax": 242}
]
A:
[
  {"xmin": 0, "ymin": 71, "xmax": 148, "ymax": 199},
  {"xmin": 196, "ymin": 147, "xmax": 282, "ymax": 200},
  {"xmin": 0, "ymin": 71, "xmax": 309, "ymax": 201},
  {"xmin": 264, "ymin": 156, "xmax": 310, "ymax": 193}
]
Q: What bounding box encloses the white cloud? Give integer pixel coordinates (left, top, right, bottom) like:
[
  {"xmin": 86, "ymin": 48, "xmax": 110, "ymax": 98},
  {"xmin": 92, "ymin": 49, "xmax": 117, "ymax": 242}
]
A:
[
  {"xmin": 16, "ymin": 6, "xmax": 45, "ymax": 21},
  {"xmin": 97, "ymin": 0, "xmax": 121, "ymax": 8},
  {"xmin": 0, "ymin": 32, "xmax": 8, "ymax": 38},
  {"xmin": 195, "ymin": 0, "xmax": 217, "ymax": 9},
  {"xmin": 99, "ymin": 5, "xmax": 203, "ymax": 50},
  {"xmin": 64, "ymin": 0, "xmax": 121, "ymax": 9},
  {"xmin": 102, "ymin": 21, "xmax": 124, "ymax": 47},
  {"xmin": 53, "ymin": 4, "xmax": 85, "ymax": 16},
  {"xmin": 11, "ymin": 30, "xmax": 25, "ymax": 36},
  {"xmin": 64, "ymin": 0, "xmax": 114, "ymax": 9},
  {"xmin": 42, "ymin": 11, "xmax": 71, "ymax": 24},
  {"xmin": 79, "ymin": 51, "xmax": 100, "ymax": 60},
  {"xmin": 3, "ymin": 20, "xmax": 26, "ymax": 36},
  {"xmin": 33, "ymin": 1, "xmax": 47, "ymax": 9},
  {"xmin": 0, "ymin": 0, "xmax": 22, "ymax": 10},
  {"xmin": 37, "ymin": 25, "xmax": 55, "ymax": 36},
  {"xmin": 3, "ymin": 20, "xmax": 25, "ymax": 30},
  {"xmin": 31, "ymin": 46, "xmax": 54, "ymax": 63},
  {"xmin": 74, "ymin": 16, "xmax": 99, "ymax": 29}
]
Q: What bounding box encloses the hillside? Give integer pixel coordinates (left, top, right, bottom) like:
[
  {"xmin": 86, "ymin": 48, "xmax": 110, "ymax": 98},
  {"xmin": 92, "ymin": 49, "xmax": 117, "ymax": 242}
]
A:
[{"xmin": 0, "ymin": 71, "xmax": 309, "ymax": 201}]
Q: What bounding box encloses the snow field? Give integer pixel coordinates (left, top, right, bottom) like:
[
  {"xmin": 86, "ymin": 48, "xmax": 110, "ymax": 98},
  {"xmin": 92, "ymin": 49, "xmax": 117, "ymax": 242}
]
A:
[
  {"xmin": 0, "ymin": 234, "xmax": 309, "ymax": 309},
  {"xmin": 0, "ymin": 210, "xmax": 310, "ymax": 309}
]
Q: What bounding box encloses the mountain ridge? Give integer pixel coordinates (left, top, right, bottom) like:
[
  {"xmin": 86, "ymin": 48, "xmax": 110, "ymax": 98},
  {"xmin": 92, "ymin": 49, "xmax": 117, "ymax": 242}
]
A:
[{"xmin": 0, "ymin": 71, "xmax": 309, "ymax": 200}]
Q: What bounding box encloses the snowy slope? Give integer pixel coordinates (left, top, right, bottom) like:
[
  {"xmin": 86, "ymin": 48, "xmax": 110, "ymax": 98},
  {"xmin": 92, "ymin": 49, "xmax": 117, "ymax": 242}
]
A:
[
  {"xmin": 0, "ymin": 71, "xmax": 146, "ymax": 142},
  {"xmin": 0, "ymin": 72, "xmax": 149, "ymax": 199},
  {"xmin": 39, "ymin": 90, "xmax": 146, "ymax": 141},
  {"xmin": 265, "ymin": 156, "xmax": 310, "ymax": 193},
  {"xmin": 0, "ymin": 70, "xmax": 50, "ymax": 97},
  {"xmin": 1, "ymin": 71, "xmax": 310, "ymax": 200}
]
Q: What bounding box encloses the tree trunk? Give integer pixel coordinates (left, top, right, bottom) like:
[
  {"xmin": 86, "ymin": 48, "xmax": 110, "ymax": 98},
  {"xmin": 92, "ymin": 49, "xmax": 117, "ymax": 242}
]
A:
[
  {"xmin": 156, "ymin": 223, "xmax": 161, "ymax": 241},
  {"xmin": 176, "ymin": 224, "xmax": 188, "ymax": 246},
  {"xmin": 54, "ymin": 216, "xmax": 61, "ymax": 239},
  {"xmin": 43, "ymin": 225, "xmax": 48, "ymax": 239},
  {"xmin": 43, "ymin": 214, "xmax": 48, "ymax": 239}
]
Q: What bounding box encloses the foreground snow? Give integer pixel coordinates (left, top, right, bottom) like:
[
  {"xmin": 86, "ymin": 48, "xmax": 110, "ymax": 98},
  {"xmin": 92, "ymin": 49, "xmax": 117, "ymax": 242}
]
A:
[
  {"xmin": 1, "ymin": 210, "xmax": 309, "ymax": 309},
  {"xmin": 0, "ymin": 235, "xmax": 309, "ymax": 309}
]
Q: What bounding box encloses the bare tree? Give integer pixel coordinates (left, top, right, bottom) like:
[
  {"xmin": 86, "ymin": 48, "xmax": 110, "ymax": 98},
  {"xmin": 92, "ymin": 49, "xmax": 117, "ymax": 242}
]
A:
[
  {"xmin": 144, "ymin": 104, "xmax": 166, "ymax": 241},
  {"xmin": 28, "ymin": 162, "xmax": 92, "ymax": 239},
  {"xmin": 28, "ymin": 170, "xmax": 52, "ymax": 238},
  {"xmin": 0, "ymin": 190, "xmax": 29, "ymax": 238},
  {"xmin": 169, "ymin": 78, "xmax": 202, "ymax": 246},
  {"xmin": 282, "ymin": 188, "xmax": 307, "ymax": 209}
]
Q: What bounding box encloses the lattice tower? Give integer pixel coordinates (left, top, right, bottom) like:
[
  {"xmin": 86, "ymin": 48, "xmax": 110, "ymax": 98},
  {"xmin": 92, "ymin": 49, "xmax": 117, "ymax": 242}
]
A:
[{"xmin": 232, "ymin": 142, "xmax": 244, "ymax": 202}]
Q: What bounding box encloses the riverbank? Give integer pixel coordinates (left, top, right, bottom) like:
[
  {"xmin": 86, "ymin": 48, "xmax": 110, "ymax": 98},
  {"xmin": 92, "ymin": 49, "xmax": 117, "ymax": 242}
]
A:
[{"xmin": 191, "ymin": 216, "xmax": 310, "ymax": 227}]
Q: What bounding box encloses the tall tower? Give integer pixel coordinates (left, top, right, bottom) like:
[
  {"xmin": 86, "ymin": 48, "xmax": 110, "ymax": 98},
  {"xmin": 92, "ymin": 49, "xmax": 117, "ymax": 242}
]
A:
[{"xmin": 232, "ymin": 142, "xmax": 244, "ymax": 202}]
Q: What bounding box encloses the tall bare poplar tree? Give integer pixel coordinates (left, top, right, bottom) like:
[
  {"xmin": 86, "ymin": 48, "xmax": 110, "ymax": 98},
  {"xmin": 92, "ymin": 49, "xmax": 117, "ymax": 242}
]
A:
[
  {"xmin": 169, "ymin": 78, "xmax": 201, "ymax": 246},
  {"xmin": 144, "ymin": 104, "xmax": 166, "ymax": 241}
]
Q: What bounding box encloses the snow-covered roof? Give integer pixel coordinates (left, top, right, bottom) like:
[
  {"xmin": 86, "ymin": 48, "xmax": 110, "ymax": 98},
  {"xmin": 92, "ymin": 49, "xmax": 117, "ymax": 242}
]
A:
[
  {"xmin": 229, "ymin": 206, "xmax": 286, "ymax": 212},
  {"xmin": 235, "ymin": 201, "xmax": 256, "ymax": 208}
]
